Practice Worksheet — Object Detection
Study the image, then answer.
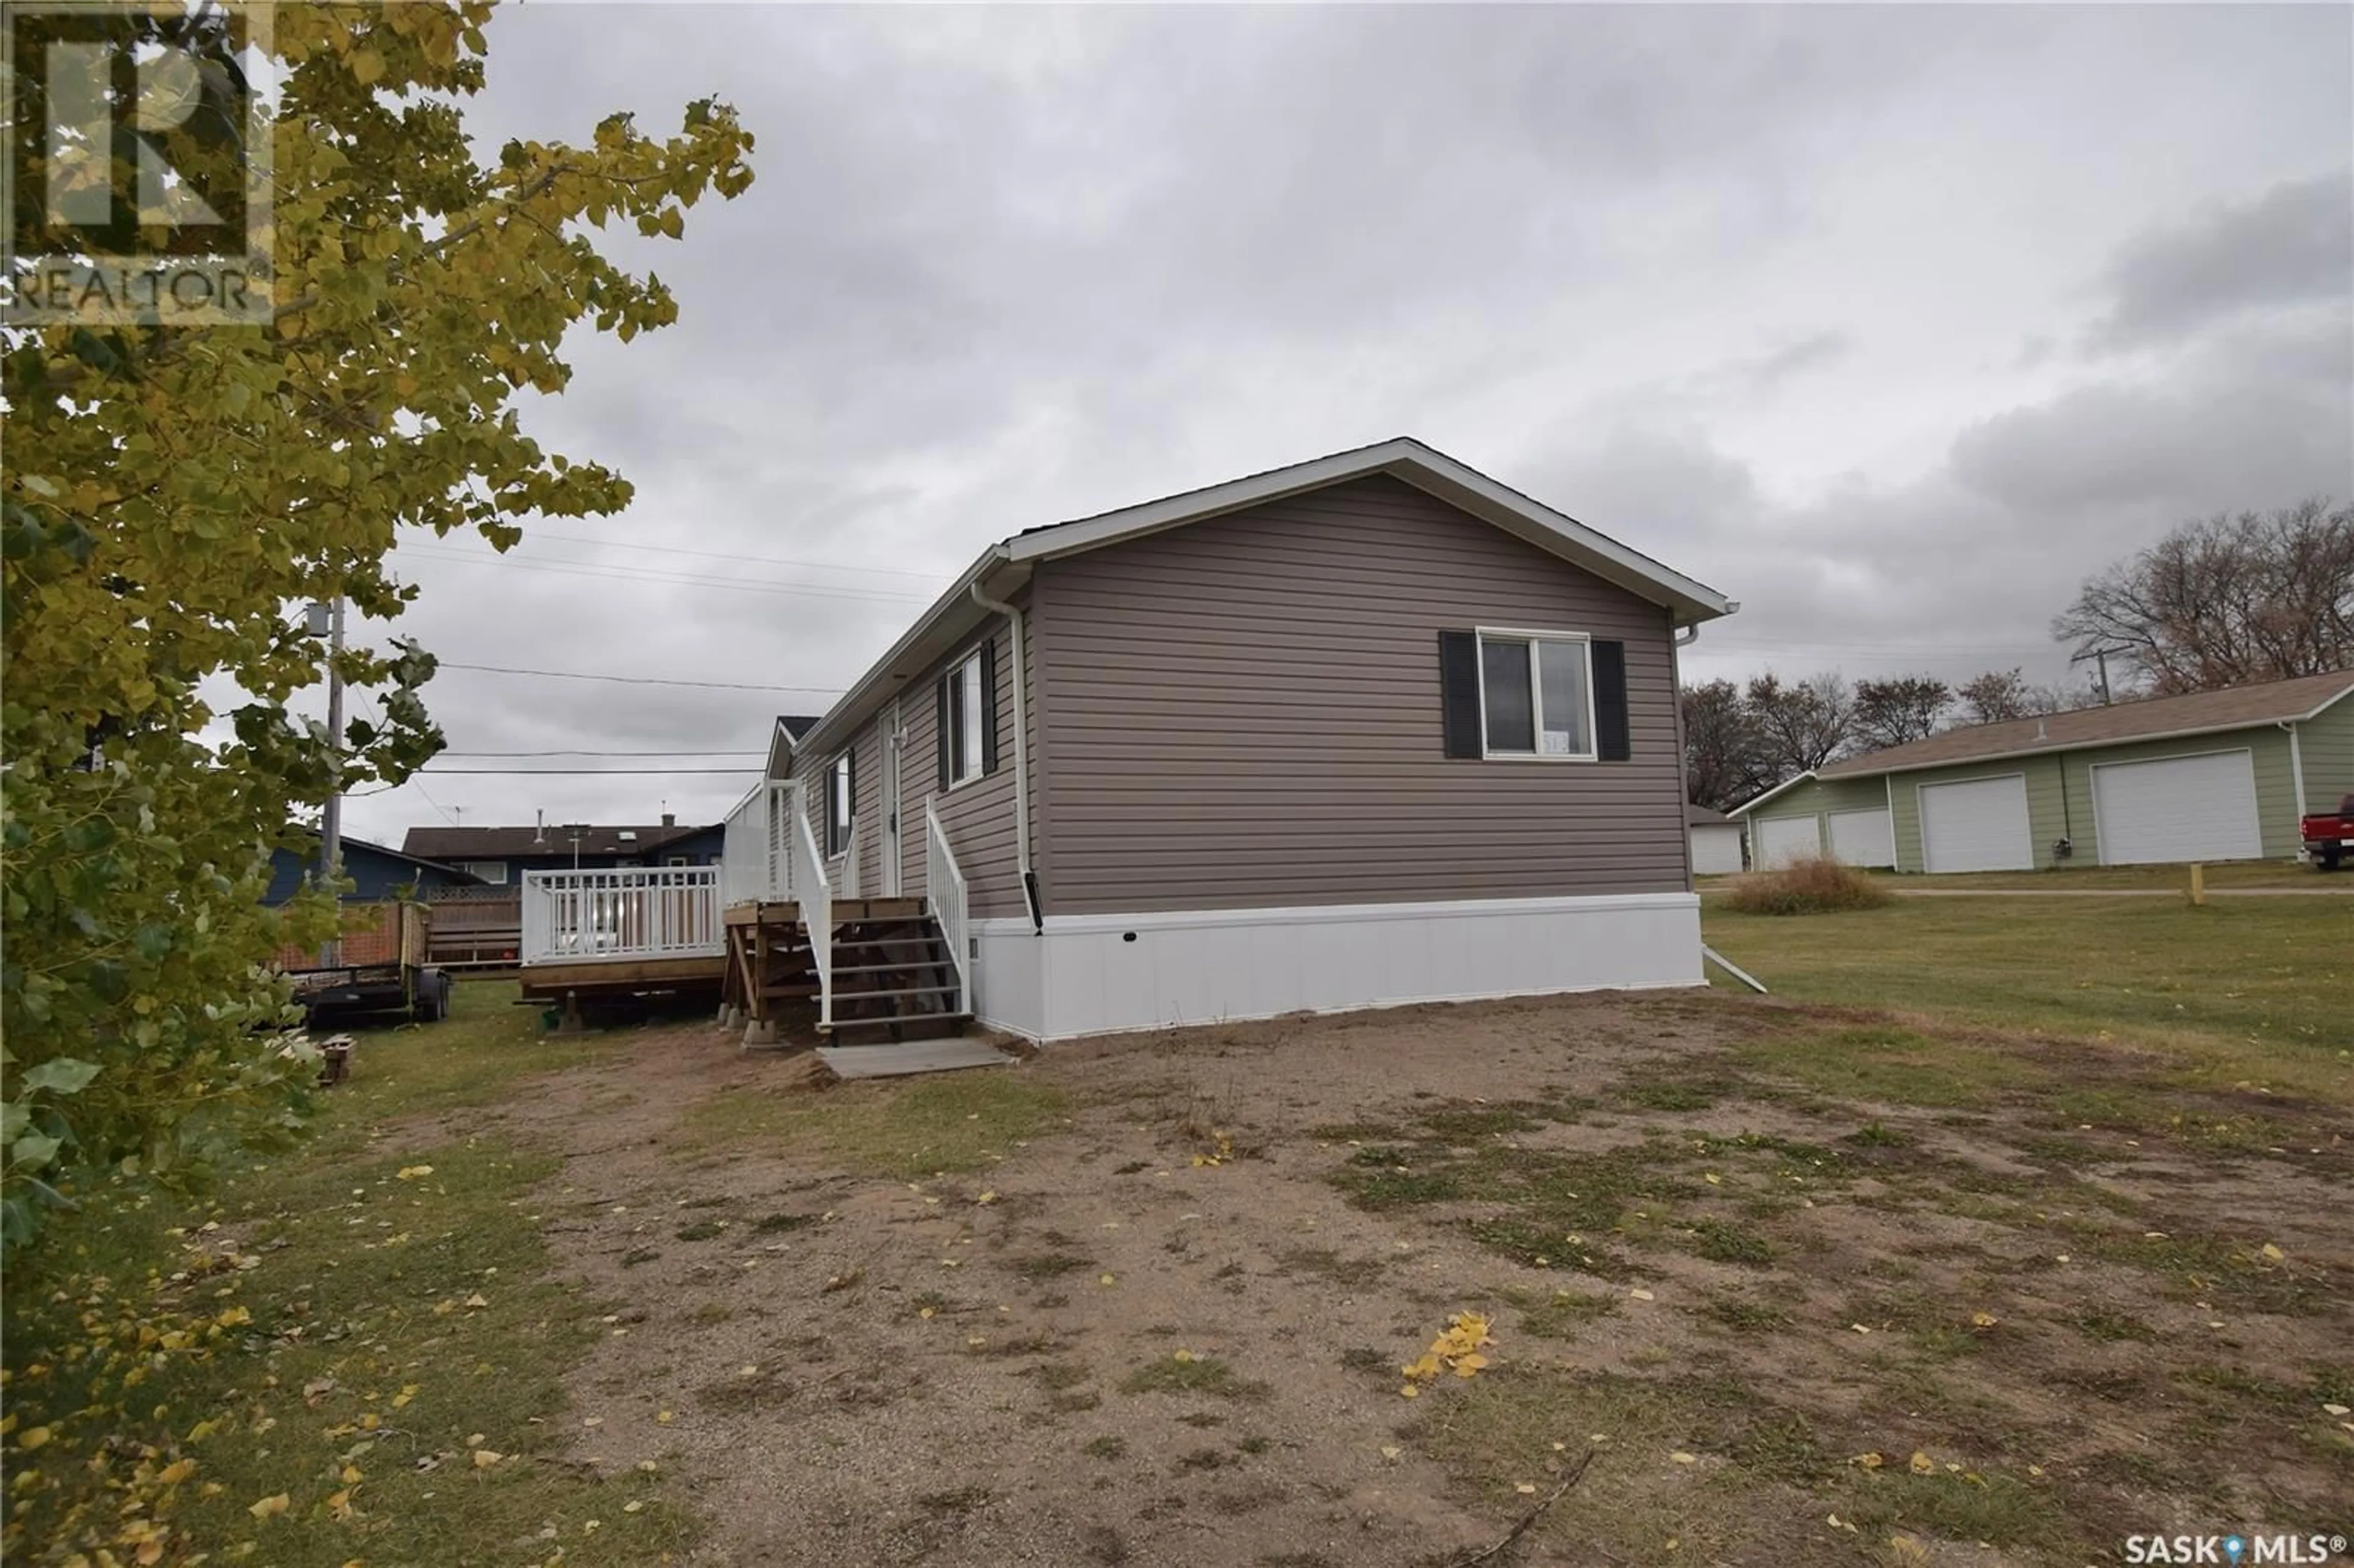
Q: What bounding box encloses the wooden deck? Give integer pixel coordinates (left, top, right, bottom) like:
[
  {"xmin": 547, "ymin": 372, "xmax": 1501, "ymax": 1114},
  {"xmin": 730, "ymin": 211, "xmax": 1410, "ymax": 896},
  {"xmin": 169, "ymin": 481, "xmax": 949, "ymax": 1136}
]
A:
[{"xmin": 516, "ymin": 953, "xmax": 727, "ymax": 1000}]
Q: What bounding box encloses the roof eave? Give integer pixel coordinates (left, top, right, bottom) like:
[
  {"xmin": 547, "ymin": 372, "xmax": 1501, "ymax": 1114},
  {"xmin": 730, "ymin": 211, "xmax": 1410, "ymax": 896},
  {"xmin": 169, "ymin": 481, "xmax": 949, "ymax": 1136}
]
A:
[
  {"xmin": 791, "ymin": 544, "xmax": 1018, "ymax": 762},
  {"xmin": 1818, "ymin": 690, "xmax": 2354, "ymax": 780},
  {"xmin": 1727, "ymin": 772, "xmax": 1819, "ymax": 816}
]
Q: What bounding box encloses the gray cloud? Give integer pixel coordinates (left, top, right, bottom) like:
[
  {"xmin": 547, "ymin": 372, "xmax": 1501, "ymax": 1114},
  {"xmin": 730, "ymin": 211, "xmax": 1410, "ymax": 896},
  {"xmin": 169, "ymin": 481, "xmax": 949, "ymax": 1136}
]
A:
[
  {"xmin": 2090, "ymin": 167, "xmax": 2353, "ymax": 351},
  {"xmin": 323, "ymin": 3, "xmax": 2351, "ymax": 842}
]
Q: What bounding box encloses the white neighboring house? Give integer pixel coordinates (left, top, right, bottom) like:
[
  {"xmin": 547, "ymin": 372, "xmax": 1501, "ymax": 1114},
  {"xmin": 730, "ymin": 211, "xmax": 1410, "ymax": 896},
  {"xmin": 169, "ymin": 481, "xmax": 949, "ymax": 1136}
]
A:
[{"xmin": 1687, "ymin": 804, "xmax": 1746, "ymax": 875}]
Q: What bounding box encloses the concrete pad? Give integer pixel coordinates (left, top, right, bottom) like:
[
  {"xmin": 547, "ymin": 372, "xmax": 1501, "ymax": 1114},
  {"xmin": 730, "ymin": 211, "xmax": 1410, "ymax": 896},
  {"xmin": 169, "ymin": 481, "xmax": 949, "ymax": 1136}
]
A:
[{"xmin": 816, "ymin": 1039, "xmax": 1013, "ymax": 1080}]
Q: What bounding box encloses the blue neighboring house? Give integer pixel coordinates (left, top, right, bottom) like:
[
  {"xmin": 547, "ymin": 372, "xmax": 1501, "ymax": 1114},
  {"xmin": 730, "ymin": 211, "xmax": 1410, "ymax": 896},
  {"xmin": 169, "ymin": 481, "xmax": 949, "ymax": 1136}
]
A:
[
  {"xmin": 398, "ymin": 813, "xmax": 726, "ymax": 888},
  {"xmin": 264, "ymin": 833, "xmax": 482, "ymax": 905}
]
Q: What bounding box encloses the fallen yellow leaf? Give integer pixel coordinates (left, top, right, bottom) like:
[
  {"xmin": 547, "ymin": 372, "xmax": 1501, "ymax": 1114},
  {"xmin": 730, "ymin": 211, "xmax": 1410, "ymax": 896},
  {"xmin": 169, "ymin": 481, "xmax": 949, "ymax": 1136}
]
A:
[
  {"xmin": 158, "ymin": 1458, "xmax": 197, "ymax": 1485},
  {"xmin": 1971, "ymin": 1312, "xmax": 1998, "ymax": 1328},
  {"xmin": 471, "ymin": 1450, "xmax": 501, "ymax": 1469},
  {"xmin": 1908, "ymin": 1450, "xmax": 1935, "ymax": 1475},
  {"xmin": 1670, "ymin": 1451, "xmax": 1697, "ymax": 1464},
  {"xmin": 248, "ymin": 1493, "xmax": 290, "ymax": 1520},
  {"xmin": 395, "ymin": 1165, "xmax": 433, "ymax": 1181}
]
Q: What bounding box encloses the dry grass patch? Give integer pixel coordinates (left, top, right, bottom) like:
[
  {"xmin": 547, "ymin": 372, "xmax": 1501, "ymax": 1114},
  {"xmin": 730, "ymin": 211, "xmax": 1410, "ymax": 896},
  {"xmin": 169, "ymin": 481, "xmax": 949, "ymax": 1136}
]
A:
[
  {"xmin": 1724, "ymin": 856, "xmax": 1894, "ymax": 916},
  {"xmin": 676, "ymin": 1067, "xmax": 1072, "ymax": 1175}
]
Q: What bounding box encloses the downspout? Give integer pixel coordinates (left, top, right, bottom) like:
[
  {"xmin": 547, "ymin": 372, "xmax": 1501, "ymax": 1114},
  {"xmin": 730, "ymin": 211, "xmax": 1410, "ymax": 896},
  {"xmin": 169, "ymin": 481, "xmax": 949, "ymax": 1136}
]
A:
[
  {"xmin": 2282, "ymin": 721, "xmax": 2307, "ymax": 855},
  {"xmin": 970, "ymin": 583, "xmax": 1042, "ymax": 932},
  {"xmin": 1669, "ymin": 612, "xmax": 1696, "ymax": 889}
]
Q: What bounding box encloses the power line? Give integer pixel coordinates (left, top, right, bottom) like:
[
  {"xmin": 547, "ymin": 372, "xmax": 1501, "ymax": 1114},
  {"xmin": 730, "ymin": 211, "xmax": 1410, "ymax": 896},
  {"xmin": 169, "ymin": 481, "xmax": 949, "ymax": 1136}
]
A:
[
  {"xmin": 526, "ymin": 527, "xmax": 953, "ymax": 584},
  {"xmin": 436, "ymin": 748, "xmax": 766, "ymax": 758},
  {"xmin": 414, "ymin": 767, "xmax": 760, "ymax": 775},
  {"xmin": 402, "ymin": 543, "xmax": 932, "ymax": 605},
  {"xmin": 436, "ymin": 661, "xmax": 842, "ymax": 695}
]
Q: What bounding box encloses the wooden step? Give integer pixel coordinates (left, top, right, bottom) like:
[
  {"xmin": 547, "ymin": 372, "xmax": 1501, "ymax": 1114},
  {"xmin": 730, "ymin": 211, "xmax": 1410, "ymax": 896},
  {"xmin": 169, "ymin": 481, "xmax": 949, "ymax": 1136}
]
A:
[
  {"xmin": 831, "ymin": 983, "xmax": 959, "ymax": 1002},
  {"xmin": 830, "ymin": 897, "xmax": 924, "ymax": 921}
]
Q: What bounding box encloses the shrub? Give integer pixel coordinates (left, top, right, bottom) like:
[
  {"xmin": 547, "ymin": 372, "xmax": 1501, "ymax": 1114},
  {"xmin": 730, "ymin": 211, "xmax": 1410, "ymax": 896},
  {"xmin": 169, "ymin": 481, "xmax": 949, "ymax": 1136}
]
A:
[{"xmin": 1724, "ymin": 857, "xmax": 1893, "ymax": 916}]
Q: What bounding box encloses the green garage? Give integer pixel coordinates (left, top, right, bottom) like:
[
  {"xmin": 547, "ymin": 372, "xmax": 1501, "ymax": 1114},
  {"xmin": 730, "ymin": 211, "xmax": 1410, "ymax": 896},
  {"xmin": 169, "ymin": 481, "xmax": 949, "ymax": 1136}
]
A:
[{"xmin": 1730, "ymin": 668, "xmax": 2353, "ymax": 873}]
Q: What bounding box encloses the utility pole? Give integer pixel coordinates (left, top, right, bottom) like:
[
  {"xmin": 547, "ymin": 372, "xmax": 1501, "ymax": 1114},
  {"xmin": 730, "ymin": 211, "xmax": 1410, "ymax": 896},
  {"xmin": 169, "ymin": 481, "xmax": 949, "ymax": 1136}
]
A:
[
  {"xmin": 312, "ymin": 598, "xmax": 347, "ymax": 965},
  {"xmin": 2070, "ymin": 645, "xmax": 2128, "ymax": 707}
]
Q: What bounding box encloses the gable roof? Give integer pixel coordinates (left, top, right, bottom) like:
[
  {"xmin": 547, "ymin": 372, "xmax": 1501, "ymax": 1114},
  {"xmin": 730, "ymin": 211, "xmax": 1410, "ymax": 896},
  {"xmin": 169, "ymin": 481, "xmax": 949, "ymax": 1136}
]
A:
[
  {"xmin": 1813, "ymin": 668, "xmax": 2354, "ymax": 782},
  {"xmin": 402, "ymin": 822, "xmax": 717, "ymax": 860},
  {"xmin": 283, "ymin": 829, "xmax": 479, "ymax": 881},
  {"xmin": 793, "ymin": 437, "xmax": 1737, "ymax": 761},
  {"xmin": 764, "ymin": 714, "xmax": 824, "ymax": 779}
]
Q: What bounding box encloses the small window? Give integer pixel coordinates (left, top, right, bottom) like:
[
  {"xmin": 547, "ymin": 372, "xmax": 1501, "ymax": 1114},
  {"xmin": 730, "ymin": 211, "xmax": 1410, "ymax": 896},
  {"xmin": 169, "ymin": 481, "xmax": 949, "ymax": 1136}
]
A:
[
  {"xmin": 664, "ymin": 854, "xmax": 691, "ymax": 867},
  {"xmin": 826, "ymin": 752, "xmax": 853, "ymax": 856},
  {"xmin": 953, "ymin": 651, "xmax": 985, "ymax": 785},
  {"xmin": 1478, "ymin": 632, "xmax": 1594, "ymax": 759},
  {"xmin": 939, "ymin": 642, "xmax": 994, "ymax": 790},
  {"xmin": 455, "ymin": 860, "xmax": 509, "ymax": 885}
]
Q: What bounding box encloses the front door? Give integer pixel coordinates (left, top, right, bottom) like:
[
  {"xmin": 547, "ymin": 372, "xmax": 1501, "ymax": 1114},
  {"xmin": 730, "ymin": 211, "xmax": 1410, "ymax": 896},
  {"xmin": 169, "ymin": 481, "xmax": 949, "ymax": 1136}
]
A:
[{"xmin": 880, "ymin": 698, "xmax": 904, "ymax": 896}]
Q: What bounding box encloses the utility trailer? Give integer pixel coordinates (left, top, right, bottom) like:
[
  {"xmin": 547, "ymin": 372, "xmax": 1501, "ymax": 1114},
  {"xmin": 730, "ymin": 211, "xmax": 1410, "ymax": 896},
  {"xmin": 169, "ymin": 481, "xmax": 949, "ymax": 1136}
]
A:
[{"xmin": 276, "ymin": 902, "xmax": 452, "ymax": 1027}]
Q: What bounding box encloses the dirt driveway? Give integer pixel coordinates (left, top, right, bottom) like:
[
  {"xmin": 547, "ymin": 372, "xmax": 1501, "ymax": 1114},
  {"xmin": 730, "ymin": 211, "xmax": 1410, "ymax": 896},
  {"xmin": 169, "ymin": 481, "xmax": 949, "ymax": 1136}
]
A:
[{"xmin": 450, "ymin": 992, "xmax": 2353, "ymax": 1567}]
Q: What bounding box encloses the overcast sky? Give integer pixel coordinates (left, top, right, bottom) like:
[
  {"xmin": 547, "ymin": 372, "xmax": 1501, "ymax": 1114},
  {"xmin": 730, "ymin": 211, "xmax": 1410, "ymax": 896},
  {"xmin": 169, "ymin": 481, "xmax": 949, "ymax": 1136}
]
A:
[{"xmin": 337, "ymin": 2, "xmax": 2353, "ymax": 846}]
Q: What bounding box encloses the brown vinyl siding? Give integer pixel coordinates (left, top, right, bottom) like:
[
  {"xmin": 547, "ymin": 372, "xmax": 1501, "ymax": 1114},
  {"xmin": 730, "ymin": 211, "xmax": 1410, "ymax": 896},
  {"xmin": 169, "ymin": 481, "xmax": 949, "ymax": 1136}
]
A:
[
  {"xmin": 1029, "ymin": 474, "xmax": 1688, "ymax": 915},
  {"xmin": 888, "ymin": 596, "xmax": 1039, "ymax": 920}
]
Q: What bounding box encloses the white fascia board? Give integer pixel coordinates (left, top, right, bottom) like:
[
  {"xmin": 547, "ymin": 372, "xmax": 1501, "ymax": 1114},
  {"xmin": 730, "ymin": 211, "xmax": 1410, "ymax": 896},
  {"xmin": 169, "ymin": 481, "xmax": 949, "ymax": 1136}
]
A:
[
  {"xmin": 1727, "ymin": 772, "xmax": 1819, "ymax": 816},
  {"xmin": 791, "ymin": 545, "xmax": 1013, "ymax": 761},
  {"xmin": 1005, "ymin": 437, "xmax": 1737, "ymax": 625},
  {"xmin": 1826, "ymin": 709, "xmax": 2351, "ymax": 782}
]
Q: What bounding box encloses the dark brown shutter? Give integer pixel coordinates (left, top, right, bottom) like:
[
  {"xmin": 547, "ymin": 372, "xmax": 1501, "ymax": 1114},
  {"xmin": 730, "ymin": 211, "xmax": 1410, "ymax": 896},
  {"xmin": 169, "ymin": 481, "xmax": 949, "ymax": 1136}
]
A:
[
  {"xmin": 1438, "ymin": 630, "xmax": 1481, "ymax": 758},
  {"xmin": 937, "ymin": 671, "xmax": 954, "ymax": 790},
  {"xmin": 823, "ymin": 762, "xmax": 840, "ymax": 854},
  {"xmin": 1593, "ymin": 640, "xmax": 1630, "ymax": 761},
  {"xmin": 980, "ymin": 638, "xmax": 1000, "ymax": 775}
]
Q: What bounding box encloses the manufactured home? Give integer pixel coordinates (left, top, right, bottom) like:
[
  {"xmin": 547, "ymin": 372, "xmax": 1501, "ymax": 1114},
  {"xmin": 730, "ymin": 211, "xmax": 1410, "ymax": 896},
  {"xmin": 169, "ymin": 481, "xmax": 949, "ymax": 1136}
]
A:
[{"xmin": 678, "ymin": 438, "xmax": 1735, "ymax": 1043}]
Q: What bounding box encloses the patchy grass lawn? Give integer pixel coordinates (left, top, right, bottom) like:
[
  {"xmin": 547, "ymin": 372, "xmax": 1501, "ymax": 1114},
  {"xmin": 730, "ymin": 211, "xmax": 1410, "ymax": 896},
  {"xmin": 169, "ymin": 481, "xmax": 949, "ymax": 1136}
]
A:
[
  {"xmin": 15, "ymin": 895, "xmax": 2347, "ymax": 1568},
  {"xmin": 1704, "ymin": 895, "xmax": 2350, "ymax": 1100},
  {"xmin": 0, "ymin": 983, "xmax": 687, "ymax": 1568}
]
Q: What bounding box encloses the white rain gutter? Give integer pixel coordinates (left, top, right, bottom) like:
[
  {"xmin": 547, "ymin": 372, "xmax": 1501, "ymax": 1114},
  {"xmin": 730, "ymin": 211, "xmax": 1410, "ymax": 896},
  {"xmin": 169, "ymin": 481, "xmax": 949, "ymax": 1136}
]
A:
[
  {"xmin": 969, "ymin": 582, "xmax": 1040, "ymax": 931},
  {"xmin": 2281, "ymin": 721, "xmax": 2308, "ymax": 832}
]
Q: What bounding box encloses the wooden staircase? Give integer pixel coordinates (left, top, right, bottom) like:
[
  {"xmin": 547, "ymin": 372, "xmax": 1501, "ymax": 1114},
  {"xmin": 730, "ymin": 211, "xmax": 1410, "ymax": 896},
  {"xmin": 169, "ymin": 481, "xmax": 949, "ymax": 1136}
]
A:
[{"xmin": 725, "ymin": 897, "xmax": 969, "ymax": 1044}]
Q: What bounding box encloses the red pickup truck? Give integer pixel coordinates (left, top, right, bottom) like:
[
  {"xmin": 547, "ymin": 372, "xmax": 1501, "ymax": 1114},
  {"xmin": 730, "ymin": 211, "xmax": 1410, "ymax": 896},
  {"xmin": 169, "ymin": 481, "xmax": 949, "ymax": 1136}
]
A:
[{"xmin": 2304, "ymin": 793, "xmax": 2354, "ymax": 870}]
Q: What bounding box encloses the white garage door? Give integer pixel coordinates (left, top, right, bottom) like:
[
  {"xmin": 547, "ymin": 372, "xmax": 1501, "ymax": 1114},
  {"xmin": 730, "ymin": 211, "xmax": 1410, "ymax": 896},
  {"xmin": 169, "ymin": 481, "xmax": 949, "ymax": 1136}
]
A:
[
  {"xmin": 1755, "ymin": 815, "xmax": 1823, "ymax": 867},
  {"xmin": 2092, "ymin": 750, "xmax": 2263, "ymax": 866},
  {"xmin": 1690, "ymin": 826, "xmax": 1746, "ymax": 876},
  {"xmin": 1919, "ymin": 775, "xmax": 2034, "ymax": 873},
  {"xmin": 1828, "ymin": 808, "xmax": 1896, "ymax": 868}
]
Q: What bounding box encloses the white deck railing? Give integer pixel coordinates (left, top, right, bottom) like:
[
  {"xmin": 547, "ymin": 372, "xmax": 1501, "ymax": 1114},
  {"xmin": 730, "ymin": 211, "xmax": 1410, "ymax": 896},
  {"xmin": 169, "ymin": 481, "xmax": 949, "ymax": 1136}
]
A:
[
  {"xmin": 720, "ymin": 780, "xmax": 795, "ymax": 907},
  {"xmin": 924, "ymin": 800, "xmax": 969, "ymax": 1017},
  {"xmin": 520, "ymin": 866, "xmax": 723, "ymax": 966},
  {"xmin": 789, "ymin": 794, "xmax": 832, "ymax": 1029}
]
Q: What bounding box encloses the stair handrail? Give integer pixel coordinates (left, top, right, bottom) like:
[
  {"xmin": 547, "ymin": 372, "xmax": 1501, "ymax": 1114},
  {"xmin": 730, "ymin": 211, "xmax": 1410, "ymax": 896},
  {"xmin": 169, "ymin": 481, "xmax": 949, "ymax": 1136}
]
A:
[
  {"xmin": 840, "ymin": 815, "xmax": 864, "ymax": 900},
  {"xmin": 924, "ymin": 799, "xmax": 970, "ymax": 1018},
  {"xmin": 790, "ymin": 792, "xmax": 832, "ymax": 1029}
]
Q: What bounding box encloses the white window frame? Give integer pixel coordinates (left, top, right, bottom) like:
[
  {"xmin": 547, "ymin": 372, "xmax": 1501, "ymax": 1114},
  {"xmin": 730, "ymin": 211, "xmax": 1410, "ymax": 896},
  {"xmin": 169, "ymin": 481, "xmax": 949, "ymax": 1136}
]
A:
[
  {"xmin": 1474, "ymin": 627, "xmax": 1599, "ymax": 763},
  {"xmin": 663, "ymin": 854, "xmax": 691, "ymax": 867},
  {"xmin": 828, "ymin": 752, "xmax": 853, "ymax": 858},
  {"xmin": 945, "ymin": 646, "xmax": 986, "ymax": 791},
  {"xmin": 455, "ymin": 859, "xmax": 509, "ymax": 885}
]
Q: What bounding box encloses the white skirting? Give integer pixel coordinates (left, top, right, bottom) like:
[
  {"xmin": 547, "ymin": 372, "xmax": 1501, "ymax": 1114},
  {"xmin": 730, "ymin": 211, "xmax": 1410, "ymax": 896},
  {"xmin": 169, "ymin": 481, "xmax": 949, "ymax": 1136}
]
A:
[{"xmin": 970, "ymin": 891, "xmax": 1703, "ymax": 1043}]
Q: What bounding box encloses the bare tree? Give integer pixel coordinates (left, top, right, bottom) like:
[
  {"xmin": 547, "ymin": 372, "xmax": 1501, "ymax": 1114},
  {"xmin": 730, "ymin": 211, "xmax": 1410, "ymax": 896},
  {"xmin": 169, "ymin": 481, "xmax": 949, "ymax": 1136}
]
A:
[
  {"xmin": 1745, "ymin": 671, "xmax": 1854, "ymax": 778},
  {"xmin": 1681, "ymin": 679, "xmax": 1762, "ymax": 810},
  {"xmin": 1853, "ymin": 675, "xmax": 1952, "ymax": 750},
  {"xmin": 2054, "ymin": 499, "xmax": 2354, "ymax": 695}
]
